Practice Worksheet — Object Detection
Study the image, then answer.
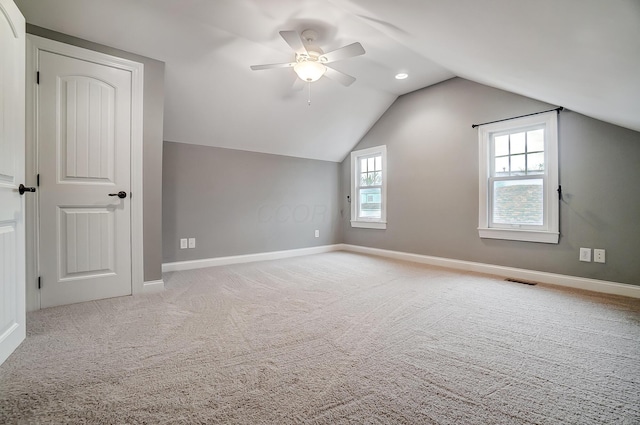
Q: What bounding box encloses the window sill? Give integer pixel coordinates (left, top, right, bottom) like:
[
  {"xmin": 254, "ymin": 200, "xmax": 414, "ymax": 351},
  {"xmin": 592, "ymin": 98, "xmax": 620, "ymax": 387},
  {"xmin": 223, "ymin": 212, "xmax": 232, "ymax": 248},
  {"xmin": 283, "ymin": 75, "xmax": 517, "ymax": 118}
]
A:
[
  {"xmin": 478, "ymin": 227, "xmax": 558, "ymax": 244},
  {"xmin": 351, "ymin": 220, "xmax": 387, "ymax": 230}
]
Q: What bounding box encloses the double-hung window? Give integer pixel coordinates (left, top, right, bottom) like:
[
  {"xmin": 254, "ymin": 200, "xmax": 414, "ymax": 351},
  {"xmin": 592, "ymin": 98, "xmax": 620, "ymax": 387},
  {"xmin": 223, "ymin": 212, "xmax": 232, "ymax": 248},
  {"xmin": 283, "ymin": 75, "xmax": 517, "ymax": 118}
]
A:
[
  {"xmin": 350, "ymin": 145, "xmax": 387, "ymax": 229},
  {"xmin": 478, "ymin": 111, "xmax": 559, "ymax": 243}
]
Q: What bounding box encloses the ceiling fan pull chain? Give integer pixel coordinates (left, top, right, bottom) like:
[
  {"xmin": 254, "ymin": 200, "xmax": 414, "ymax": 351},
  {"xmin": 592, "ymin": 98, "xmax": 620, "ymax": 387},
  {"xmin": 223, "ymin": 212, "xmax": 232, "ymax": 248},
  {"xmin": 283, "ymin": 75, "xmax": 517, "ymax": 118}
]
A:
[{"xmin": 308, "ymin": 82, "xmax": 312, "ymax": 106}]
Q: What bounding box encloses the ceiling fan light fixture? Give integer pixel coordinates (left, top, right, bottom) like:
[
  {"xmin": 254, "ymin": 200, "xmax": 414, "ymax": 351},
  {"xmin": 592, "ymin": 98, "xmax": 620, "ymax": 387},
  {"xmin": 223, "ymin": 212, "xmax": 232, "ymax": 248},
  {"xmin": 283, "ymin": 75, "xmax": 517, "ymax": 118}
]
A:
[
  {"xmin": 294, "ymin": 60, "xmax": 327, "ymax": 82},
  {"xmin": 395, "ymin": 73, "xmax": 409, "ymax": 80}
]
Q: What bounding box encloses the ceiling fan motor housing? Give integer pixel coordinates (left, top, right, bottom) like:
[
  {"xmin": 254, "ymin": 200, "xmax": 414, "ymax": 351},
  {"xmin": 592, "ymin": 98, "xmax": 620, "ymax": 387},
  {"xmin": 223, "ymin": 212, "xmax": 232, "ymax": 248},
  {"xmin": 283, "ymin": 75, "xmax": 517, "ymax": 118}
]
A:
[
  {"xmin": 301, "ymin": 29, "xmax": 319, "ymax": 44},
  {"xmin": 296, "ymin": 49, "xmax": 324, "ymax": 63}
]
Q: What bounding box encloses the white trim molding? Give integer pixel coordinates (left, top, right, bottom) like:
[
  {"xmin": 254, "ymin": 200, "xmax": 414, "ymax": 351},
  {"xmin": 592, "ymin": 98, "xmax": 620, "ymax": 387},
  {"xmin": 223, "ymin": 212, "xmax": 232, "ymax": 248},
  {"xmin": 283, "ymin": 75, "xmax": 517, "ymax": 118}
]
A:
[
  {"xmin": 341, "ymin": 244, "xmax": 640, "ymax": 299},
  {"xmin": 477, "ymin": 228, "xmax": 559, "ymax": 244},
  {"xmin": 142, "ymin": 279, "xmax": 165, "ymax": 294},
  {"xmin": 162, "ymin": 245, "xmax": 344, "ymax": 273},
  {"xmin": 351, "ymin": 221, "xmax": 387, "ymax": 229}
]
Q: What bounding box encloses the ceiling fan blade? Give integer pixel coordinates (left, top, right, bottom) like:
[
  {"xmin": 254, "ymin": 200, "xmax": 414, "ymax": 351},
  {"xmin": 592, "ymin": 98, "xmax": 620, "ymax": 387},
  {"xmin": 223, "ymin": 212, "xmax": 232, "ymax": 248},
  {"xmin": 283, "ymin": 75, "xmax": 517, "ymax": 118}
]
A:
[
  {"xmin": 279, "ymin": 30, "xmax": 308, "ymax": 56},
  {"xmin": 320, "ymin": 42, "xmax": 365, "ymax": 64},
  {"xmin": 324, "ymin": 66, "xmax": 356, "ymax": 87},
  {"xmin": 250, "ymin": 62, "xmax": 295, "ymax": 71}
]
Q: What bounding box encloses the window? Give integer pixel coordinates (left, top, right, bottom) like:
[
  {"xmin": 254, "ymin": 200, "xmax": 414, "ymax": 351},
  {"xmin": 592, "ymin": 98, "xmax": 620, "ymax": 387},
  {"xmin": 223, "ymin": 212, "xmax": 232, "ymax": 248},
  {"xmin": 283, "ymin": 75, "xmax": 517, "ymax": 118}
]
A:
[
  {"xmin": 351, "ymin": 145, "xmax": 387, "ymax": 229},
  {"xmin": 478, "ymin": 111, "xmax": 559, "ymax": 243}
]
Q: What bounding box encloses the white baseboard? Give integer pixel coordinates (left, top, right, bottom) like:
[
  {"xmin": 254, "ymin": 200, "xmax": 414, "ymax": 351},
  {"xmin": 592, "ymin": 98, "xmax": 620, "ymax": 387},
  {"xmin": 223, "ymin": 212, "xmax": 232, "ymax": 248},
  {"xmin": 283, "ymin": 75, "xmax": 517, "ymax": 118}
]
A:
[
  {"xmin": 142, "ymin": 279, "xmax": 165, "ymax": 294},
  {"xmin": 161, "ymin": 243, "xmax": 640, "ymax": 299},
  {"xmin": 162, "ymin": 244, "xmax": 344, "ymax": 273},
  {"xmin": 341, "ymin": 244, "xmax": 640, "ymax": 299}
]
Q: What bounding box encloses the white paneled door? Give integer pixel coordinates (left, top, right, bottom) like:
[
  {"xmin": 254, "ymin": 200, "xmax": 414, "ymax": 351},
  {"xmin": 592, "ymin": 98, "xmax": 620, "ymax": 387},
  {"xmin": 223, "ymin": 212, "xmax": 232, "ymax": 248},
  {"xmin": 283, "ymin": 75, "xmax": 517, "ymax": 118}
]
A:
[
  {"xmin": 0, "ymin": 0, "xmax": 26, "ymax": 365},
  {"xmin": 38, "ymin": 50, "xmax": 133, "ymax": 308}
]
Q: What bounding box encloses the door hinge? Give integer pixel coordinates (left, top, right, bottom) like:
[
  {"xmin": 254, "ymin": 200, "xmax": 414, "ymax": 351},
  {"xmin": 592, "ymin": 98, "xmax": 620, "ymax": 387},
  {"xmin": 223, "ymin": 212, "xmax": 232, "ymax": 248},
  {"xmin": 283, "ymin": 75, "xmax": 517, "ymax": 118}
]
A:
[
  {"xmin": 38, "ymin": 276, "xmax": 41, "ymax": 289},
  {"xmin": 37, "ymin": 174, "xmax": 40, "ymax": 187},
  {"xmin": 36, "ymin": 71, "xmax": 40, "ymax": 85},
  {"xmin": 557, "ymin": 185, "xmax": 562, "ymax": 201}
]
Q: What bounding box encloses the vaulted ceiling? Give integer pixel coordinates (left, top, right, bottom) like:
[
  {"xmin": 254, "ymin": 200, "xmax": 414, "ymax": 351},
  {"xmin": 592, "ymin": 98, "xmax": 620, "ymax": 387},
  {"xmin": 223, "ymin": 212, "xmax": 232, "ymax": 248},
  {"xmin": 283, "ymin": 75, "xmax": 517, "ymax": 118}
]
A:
[{"xmin": 15, "ymin": 0, "xmax": 640, "ymax": 162}]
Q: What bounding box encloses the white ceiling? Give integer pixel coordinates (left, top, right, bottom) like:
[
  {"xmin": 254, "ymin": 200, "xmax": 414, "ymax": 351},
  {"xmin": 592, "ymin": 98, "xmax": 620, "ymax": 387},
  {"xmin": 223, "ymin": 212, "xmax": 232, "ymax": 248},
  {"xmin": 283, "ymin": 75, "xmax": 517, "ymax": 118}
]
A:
[{"xmin": 15, "ymin": 0, "xmax": 640, "ymax": 162}]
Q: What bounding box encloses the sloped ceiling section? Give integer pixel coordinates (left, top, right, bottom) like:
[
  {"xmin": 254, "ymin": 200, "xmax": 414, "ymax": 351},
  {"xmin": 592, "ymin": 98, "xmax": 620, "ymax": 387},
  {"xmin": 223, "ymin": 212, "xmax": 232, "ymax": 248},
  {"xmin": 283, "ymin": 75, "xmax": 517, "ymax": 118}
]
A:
[
  {"xmin": 15, "ymin": 0, "xmax": 640, "ymax": 162},
  {"xmin": 333, "ymin": 0, "xmax": 640, "ymax": 136}
]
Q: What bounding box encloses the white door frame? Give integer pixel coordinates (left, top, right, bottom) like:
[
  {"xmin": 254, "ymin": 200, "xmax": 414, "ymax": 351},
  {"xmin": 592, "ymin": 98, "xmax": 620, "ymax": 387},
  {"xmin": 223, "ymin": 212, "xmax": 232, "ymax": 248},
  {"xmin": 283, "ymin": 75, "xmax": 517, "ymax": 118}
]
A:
[{"xmin": 25, "ymin": 35, "xmax": 145, "ymax": 311}]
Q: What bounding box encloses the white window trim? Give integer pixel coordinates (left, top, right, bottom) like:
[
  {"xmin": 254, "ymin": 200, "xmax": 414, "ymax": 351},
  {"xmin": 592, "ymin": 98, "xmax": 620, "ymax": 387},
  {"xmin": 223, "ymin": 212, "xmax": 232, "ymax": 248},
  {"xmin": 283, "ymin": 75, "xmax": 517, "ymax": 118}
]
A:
[
  {"xmin": 350, "ymin": 145, "xmax": 387, "ymax": 229},
  {"xmin": 478, "ymin": 111, "xmax": 559, "ymax": 243}
]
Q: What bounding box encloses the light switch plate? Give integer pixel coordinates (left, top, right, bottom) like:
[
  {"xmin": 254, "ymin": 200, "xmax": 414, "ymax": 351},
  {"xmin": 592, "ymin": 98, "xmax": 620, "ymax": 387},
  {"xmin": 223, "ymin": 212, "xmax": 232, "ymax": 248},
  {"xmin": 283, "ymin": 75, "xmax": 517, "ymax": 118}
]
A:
[
  {"xmin": 180, "ymin": 238, "xmax": 188, "ymax": 249},
  {"xmin": 579, "ymin": 247, "xmax": 591, "ymax": 262}
]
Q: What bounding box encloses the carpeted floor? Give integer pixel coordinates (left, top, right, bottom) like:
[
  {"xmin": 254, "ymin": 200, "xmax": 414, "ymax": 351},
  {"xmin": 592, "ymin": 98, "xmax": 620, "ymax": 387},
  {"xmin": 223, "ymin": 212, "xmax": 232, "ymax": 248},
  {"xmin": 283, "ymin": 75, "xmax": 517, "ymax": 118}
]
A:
[{"xmin": 1, "ymin": 252, "xmax": 639, "ymax": 424}]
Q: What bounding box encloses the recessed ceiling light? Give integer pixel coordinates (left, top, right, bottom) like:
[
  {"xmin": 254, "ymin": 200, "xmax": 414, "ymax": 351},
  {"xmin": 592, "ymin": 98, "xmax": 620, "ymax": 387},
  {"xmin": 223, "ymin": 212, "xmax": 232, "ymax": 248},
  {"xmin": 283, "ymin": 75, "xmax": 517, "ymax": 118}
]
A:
[{"xmin": 395, "ymin": 73, "xmax": 408, "ymax": 80}]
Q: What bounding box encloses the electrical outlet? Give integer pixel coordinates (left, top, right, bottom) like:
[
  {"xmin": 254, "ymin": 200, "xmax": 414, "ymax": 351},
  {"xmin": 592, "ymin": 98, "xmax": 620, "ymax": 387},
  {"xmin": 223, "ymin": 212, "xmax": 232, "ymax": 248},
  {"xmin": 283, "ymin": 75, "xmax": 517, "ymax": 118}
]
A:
[
  {"xmin": 180, "ymin": 238, "xmax": 188, "ymax": 249},
  {"xmin": 594, "ymin": 249, "xmax": 606, "ymax": 263},
  {"xmin": 579, "ymin": 247, "xmax": 591, "ymax": 262},
  {"xmin": 188, "ymin": 238, "xmax": 196, "ymax": 249},
  {"xmin": 315, "ymin": 230, "xmax": 319, "ymax": 238}
]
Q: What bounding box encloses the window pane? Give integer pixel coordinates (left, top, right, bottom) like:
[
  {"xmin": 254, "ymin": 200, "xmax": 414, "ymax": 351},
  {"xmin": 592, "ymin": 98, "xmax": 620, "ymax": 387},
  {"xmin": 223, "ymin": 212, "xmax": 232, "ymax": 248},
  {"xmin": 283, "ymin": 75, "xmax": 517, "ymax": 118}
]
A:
[
  {"xmin": 493, "ymin": 179, "xmax": 543, "ymax": 225},
  {"xmin": 360, "ymin": 158, "xmax": 368, "ymax": 173},
  {"xmin": 527, "ymin": 152, "xmax": 545, "ymax": 173},
  {"xmin": 511, "ymin": 154, "xmax": 526, "ymax": 175},
  {"xmin": 511, "ymin": 132, "xmax": 526, "ymax": 154},
  {"xmin": 359, "ymin": 173, "xmax": 368, "ymax": 186},
  {"xmin": 527, "ymin": 129, "xmax": 544, "ymax": 152},
  {"xmin": 494, "ymin": 135, "xmax": 509, "ymax": 156},
  {"xmin": 495, "ymin": 156, "xmax": 510, "ymax": 177},
  {"xmin": 374, "ymin": 171, "xmax": 382, "ymax": 185},
  {"xmin": 374, "ymin": 156, "xmax": 382, "ymax": 171},
  {"xmin": 361, "ymin": 172, "xmax": 376, "ymax": 186},
  {"xmin": 367, "ymin": 157, "xmax": 375, "ymax": 173},
  {"xmin": 368, "ymin": 172, "xmax": 376, "ymax": 185},
  {"xmin": 359, "ymin": 188, "xmax": 381, "ymax": 219}
]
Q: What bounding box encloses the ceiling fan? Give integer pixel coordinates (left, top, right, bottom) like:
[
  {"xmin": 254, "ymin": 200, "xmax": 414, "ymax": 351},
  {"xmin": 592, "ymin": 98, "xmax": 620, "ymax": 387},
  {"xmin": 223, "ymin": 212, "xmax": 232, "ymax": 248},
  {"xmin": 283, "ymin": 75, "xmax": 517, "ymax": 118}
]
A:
[{"xmin": 250, "ymin": 29, "xmax": 366, "ymax": 87}]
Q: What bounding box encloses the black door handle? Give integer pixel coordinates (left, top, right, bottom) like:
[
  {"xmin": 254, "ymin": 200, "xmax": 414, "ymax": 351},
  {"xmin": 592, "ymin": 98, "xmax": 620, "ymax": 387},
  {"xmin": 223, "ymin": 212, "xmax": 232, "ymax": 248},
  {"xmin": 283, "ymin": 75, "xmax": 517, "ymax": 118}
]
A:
[
  {"xmin": 19, "ymin": 184, "xmax": 36, "ymax": 195},
  {"xmin": 108, "ymin": 191, "xmax": 127, "ymax": 199}
]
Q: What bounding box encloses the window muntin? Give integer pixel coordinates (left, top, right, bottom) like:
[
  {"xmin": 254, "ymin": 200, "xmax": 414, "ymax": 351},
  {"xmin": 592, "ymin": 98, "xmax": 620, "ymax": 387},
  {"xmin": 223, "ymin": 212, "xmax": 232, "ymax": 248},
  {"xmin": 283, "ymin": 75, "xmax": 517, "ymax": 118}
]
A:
[
  {"xmin": 351, "ymin": 145, "xmax": 387, "ymax": 229},
  {"xmin": 478, "ymin": 112, "xmax": 558, "ymax": 243}
]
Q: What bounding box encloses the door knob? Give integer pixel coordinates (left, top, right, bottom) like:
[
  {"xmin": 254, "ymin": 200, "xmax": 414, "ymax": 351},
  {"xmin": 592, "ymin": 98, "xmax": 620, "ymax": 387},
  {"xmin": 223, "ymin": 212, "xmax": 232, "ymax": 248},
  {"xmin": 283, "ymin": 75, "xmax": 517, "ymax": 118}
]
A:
[
  {"xmin": 108, "ymin": 191, "xmax": 127, "ymax": 199},
  {"xmin": 18, "ymin": 184, "xmax": 36, "ymax": 195}
]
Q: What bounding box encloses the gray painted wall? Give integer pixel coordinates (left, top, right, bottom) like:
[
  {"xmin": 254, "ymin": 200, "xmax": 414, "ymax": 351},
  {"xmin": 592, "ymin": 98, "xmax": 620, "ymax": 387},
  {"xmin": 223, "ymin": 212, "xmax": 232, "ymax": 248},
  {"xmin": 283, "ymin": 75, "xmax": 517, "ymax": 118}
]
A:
[
  {"xmin": 341, "ymin": 78, "xmax": 640, "ymax": 286},
  {"xmin": 163, "ymin": 142, "xmax": 341, "ymax": 263},
  {"xmin": 27, "ymin": 25, "xmax": 165, "ymax": 282}
]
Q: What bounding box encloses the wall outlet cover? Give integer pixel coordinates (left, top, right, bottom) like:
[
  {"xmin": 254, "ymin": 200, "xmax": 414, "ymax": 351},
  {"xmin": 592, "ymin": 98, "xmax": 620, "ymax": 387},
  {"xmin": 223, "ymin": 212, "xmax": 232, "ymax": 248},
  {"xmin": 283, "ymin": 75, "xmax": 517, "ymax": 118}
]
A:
[
  {"xmin": 594, "ymin": 249, "xmax": 606, "ymax": 263},
  {"xmin": 315, "ymin": 230, "xmax": 320, "ymax": 238},
  {"xmin": 188, "ymin": 238, "xmax": 196, "ymax": 249}
]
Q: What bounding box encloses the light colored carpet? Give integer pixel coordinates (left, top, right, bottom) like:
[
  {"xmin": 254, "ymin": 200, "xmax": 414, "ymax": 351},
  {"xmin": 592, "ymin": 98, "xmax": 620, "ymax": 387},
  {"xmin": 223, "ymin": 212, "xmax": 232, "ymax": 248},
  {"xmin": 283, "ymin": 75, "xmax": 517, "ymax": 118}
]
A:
[{"xmin": 1, "ymin": 252, "xmax": 639, "ymax": 424}]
